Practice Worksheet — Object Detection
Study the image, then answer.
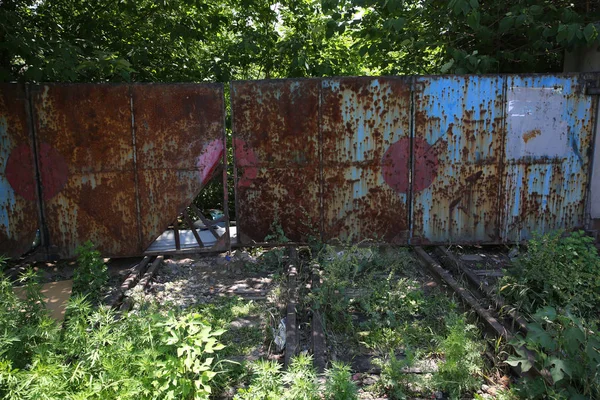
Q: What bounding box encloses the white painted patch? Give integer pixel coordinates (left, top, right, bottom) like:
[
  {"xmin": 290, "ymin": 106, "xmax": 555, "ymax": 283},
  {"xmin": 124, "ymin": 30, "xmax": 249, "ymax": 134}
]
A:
[{"xmin": 506, "ymin": 87, "xmax": 569, "ymax": 160}]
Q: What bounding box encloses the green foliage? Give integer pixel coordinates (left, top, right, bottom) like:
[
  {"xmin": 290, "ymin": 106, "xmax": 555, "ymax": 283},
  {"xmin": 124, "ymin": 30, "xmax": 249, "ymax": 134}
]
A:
[
  {"xmin": 372, "ymin": 349, "xmax": 415, "ymax": 399},
  {"xmin": 0, "ymin": 270, "xmax": 55, "ymax": 372},
  {"xmin": 500, "ymin": 230, "xmax": 600, "ymax": 319},
  {"xmin": 282, "ymin": 354, "xmax": 320, "ymax": 400},
  {"xmin": 73, "ymin": 241, "xmax": 108, "ymax": 303},
  {"xmin": 324, "ymin": 361, "xmax": 358, "ymax": 400},
  {"xmin": 234, "ymin": 359, "xmax": 283, "ymax": 399},
  {"xmin": 0, "ymin": 280, "xmax": 228, "ymax": 399},
  {"xmin": 0, "ymin": 255, "xmax": 8, "ymax": 271},
  {"xmin": 506, "ymin": 306, "xmax": 600, "ymax": 399},
  {"xmin": 237, "ymin": 355, "xmax": 358, "ymax": 399},
  {"xmin": 312, "ymin": 245, "xmax": 451, "ymax": 341},
  {"xmin": 326, "ymin": 0, "xmax": 600, "ymax": 74},
  {"xmin": 434, "ymin": 314, "xmax": 484, "ymax": 398},
  {"xmin": 1, "ymin": 0, "xmax": 365, "ymax": 84},
  {"xmin": 5, "ymin": 0, "xmax": 596, "ymax": 86},
  {"xmin": 264, "ymin": 218, "xmax": 290, "ymax": 244}
]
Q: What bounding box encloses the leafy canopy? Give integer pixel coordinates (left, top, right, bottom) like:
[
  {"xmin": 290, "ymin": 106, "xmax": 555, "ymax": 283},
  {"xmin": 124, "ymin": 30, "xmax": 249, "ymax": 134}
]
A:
[{"xmin": 2, "ymin": 0, "xmax": 599, "ymax": 84}]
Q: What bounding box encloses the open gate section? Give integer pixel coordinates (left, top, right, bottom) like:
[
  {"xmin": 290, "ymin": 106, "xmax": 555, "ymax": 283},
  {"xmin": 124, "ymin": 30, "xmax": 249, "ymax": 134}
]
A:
[
  {"xmin": 132, "ymin": 84, "xmax": 230, "ymax": 254},
  {"xmin": 25, "ymin": 83, "xmax": 228, "ymax": 259},
  {"xmin": 501, "ymin": 75, "xmax": 596, "ymax": 241},
  {"xmin": 411, "ymin": 76, "xmax": 505, "ymax": 244},
  {"xmin": 0, "ymin": 84, "xmax": 40, "ymax": 258}
]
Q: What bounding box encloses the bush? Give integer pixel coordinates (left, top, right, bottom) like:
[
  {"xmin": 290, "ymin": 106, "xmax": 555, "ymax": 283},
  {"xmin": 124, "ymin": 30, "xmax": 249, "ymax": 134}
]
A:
[
  {"xmin": 0, "ymin": 278, "xmax": 228, "ymax": 400},
  {"xmin": 236, "ymin": 355, "xmax": 357, "ymax": 399},
  {"xmin": 73, "ymin": 241, "xmax": 109, "ymax": 303},
  {"xmin": 500, "ymin": 230, "xmax": 600, "ymax": 319},
  {"xmin": 324, "ymin": 362, "xmax": 358, "ymax": 400},
  {"xmin": 373, "ymin": 349, "xmax": 415, "ymax": 399},
  {"xmin": 507, "ymin": 306, "xmax": 600, "ymax": 399},
  {"xmin": 434, "ymin": 314, "xmax": 484, "ymax": 398}
]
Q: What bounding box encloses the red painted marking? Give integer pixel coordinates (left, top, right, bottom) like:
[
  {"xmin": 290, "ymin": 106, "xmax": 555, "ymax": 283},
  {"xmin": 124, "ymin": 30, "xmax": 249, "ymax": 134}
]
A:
[
  {"xmin": 196, "ymin": 139, "xmax": 224, "ymax": 186},
  {"xmin": 382, "ymin": 138, "xmax": 438, "ymax": 194},
  {"xmin": 6, "ymin": 143, "xmax": 69, "ymax": 201},
  {"xmin": 234, "ymin": 138, "xmax": 258, "ymax": 188}
]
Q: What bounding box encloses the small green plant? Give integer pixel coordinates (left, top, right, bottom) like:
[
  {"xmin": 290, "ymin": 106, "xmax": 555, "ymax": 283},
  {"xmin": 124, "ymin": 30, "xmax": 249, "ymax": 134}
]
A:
[
  {"xmin": 264, "ymin": 217, "xmax": 289, "ymax": 244},
  {"xmin": 500, "ymin": 230, "xmax": 600, "ymax": 319},
  {"xmin": 506, "ymin": 306, "xmax": 600, "ymax": 399},
  {"xmin": 235, "ymin": 359, "xmax": 283, "ymax": 399},
  {"xmin": 282, "ymin": 354, "xmax": 320, "ymax": 400},
  {"xmin": 373, "ymin": 349, "xmax": 415, "ymax": 399},
  {"xmin": 73, "ymin": 241, "xmax": 109, "ymax": 303},
  {"xmin": 0, "ymin": 269, "xmax": 54, "ymax": 372},
  {"xmin": 0, "ymin": 255, "xmax": 8, "ymax": 271},
  {"xmin": 434, "ymin": 314, "xmax": 484, "ymax": 398},
  {"xmin": 324, "ymin": 361, "xmax": 358, "ymax": 400}
]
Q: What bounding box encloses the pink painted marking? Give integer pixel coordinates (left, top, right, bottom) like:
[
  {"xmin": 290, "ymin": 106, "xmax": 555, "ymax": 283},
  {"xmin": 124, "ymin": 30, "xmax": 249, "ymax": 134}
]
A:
[
  {"xmin": 196, "ymin": 139, "xmax": 224, "ymax": 186},
  {"xmin": 234, "ymin": 138, "xmax": 258, "ymax": 188},
  {"xmin": 382, "ymin": 138, "xmax": 438, "ymax": 194},
  {"xmin": 6, "ymin": 142, "xmax": 69, "ymax": 201}
]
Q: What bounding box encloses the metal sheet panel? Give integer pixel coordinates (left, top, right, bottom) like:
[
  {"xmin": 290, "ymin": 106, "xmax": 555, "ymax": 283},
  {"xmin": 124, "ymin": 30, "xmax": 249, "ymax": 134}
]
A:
[
  {"xmin": 412, "ymin": 76, "xmax": 505, "ymax": 244},
  {"xmin": 501, "ymin": 75, "xmax": 595, "ymax": 240},
  {"xmin": 0, "ymin": 84, "xmax": 39, "ymax": 257},
  {"xmin": 231, "ymin": 80, "xmax": 321, "ymax": 243},
  {"xmin": 132, "ymin": 84, "xmax": 227, "ymax": 250},
  {"xmin": 31, "ymin": 84, "xmax": 140, "ymax": 258},
  {"xmin": 321, "ymin": 77, "xmax": 411, "ymax": 243}
]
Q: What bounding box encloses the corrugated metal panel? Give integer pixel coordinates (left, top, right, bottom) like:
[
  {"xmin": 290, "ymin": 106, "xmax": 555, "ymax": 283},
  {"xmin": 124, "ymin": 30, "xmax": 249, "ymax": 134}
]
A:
[
  {"xmin": 0, "ymin": 84, "xmax": 39, "ymax": 257},
  {"xmin": 132, "ymin": 84, "xmax": 227, "ymax": 250},
  {"xmin": 501, "ymin": 75, "xmax": 595, "ymax": 241},
  {"xmin": 412, "ymin": 76, "xmax": 505, "ymax": 244},
  {"xmin": 321, "ymin": 77, "xmax": 411, "ymax": 243},
  {"xmin": 231, "ymin": 80, "xmax": 321, "ymax": 243},
  {"xmin": 31, "ymin": 84, "xmax": 140, "ymax": 258}
]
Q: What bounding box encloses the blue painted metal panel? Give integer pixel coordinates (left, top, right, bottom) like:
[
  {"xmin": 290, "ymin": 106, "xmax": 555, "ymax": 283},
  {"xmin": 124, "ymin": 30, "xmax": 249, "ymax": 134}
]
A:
[
  {"xmin": 501, "ymin": 75, "xmax": 595, "ymax": 241},
  {"xmin": 412, "ymin": 76, "xmax": 505, "ymax": 244},
  {"xmin": 321, "ymin": 77, "xmax": 412, "ymax": 243}
]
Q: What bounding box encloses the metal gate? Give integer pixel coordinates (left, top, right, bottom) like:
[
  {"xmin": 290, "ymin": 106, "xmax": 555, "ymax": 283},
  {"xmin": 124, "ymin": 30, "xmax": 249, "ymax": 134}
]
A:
[
  {"xmin": 231, "ymin": 74, "xmax": 598, "ymax": 245},
  {"xmin": 1, "ymin": 83, "xmax": 227, "ymax": 259},
  {"xmin": 0, "ymin": 74, "xmax": 597, "ymax": 259}
]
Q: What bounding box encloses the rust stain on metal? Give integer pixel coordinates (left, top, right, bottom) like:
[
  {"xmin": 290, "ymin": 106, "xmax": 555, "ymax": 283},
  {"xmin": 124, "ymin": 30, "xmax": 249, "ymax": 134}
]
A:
[
  {"xmin": 522, "ymin": 129, "xmax": 541, "ymax": 143},
  {"xmin": 411, "ymin": 76, "xmax": 505, "ymax": 244},
  {"xmin": 0, "ymin": 84, "xmax": 39, "ymax": 257},
  {"xmin": 501, "ymin": 75, "xmax": 594, "ymax": 241},
  {"xmin": 2, "ymin": 74, "xmax": 597, "ymax": 258},
  {"xmin": 132, "ymin": 84, "xmax": 226, "ymax": 251},
  {"xmin": 231, "ymin": 80, "xmax": 321, "ymax": 243},
  {"xmin": 321, "ymin": 77, "xmax": 411, "ymax": 243},
  {"xmin": 31, "ymin": 84, "xmax": 139, "ymax": 258}
]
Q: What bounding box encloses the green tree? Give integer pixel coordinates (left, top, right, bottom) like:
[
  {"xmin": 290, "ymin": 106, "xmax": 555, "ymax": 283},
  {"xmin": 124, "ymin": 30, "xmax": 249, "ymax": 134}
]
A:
[{"xmin": 324, "ymin": 0, "xmax": 600, "ymax": 74}]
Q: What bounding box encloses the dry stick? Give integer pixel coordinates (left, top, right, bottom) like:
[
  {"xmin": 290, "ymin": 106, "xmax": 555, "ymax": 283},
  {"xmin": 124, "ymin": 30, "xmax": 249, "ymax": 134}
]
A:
[
  {"xmin": 183, "ymin": 209, "xmax": 205, "ymax": 248},
  {"xmin": 413, "ymin": 247, "xmax": 552, "ymax": 385},
  {"xmin": 433, "ymin": 247, "xmax": 529, "ymax": 333},
  {"xmin": 106, "ymin": 256, "xmax": 152, "ymax": 308},
  {"xmin": 190, "ymin": 203, "xmax": 221, "ymax": 240},
  {"xmin": 284, "ymin": 256, "xmax": 298, "ymax": 368},
  {"xmin": 311, "ymin": 263, "xmax": 326, "ymax": 373}
]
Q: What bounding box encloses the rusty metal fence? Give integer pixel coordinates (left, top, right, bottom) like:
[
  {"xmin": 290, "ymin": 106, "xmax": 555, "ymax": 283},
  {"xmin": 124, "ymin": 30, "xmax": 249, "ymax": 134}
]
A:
[
  {"xmin": 1, "ymin": 74, "xmax": 598, "ymax": 258},
  {"xmin": 232, "ymin": 74, "xmax": 599, "ymax": 246}
]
